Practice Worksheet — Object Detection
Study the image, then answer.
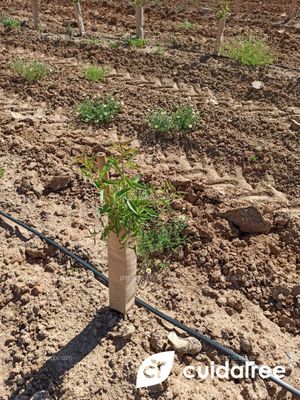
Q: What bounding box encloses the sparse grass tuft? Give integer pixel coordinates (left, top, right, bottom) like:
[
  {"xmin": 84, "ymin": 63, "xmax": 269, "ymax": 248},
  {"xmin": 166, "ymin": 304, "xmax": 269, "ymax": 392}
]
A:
[
  {"xmin": 137, "ymin": 217, "xmax": 188, "ymax": 272},
  {"xmin": 177, "ymin": 20, "xmax": 196, "ymax": 30},
  {"xmin": 77, "ymin": 96, "xmax": 120, "ymax": 125},
  {"xmin": 86, "ymin": 37, "xmax": 101, "ymax": 46},
  {"xmin": 250, "ymin": 154, "xmax": 258, "ymax": 162},
  {"xmin": 221, "ymin": 36, "xmax": 274, "ymax": 66},
  {"xmin": 66, "ymin": 22, "xmax": 74, "ymax": 37},
  {"xmin": 109, "ymin": 41, "xmax": 120, "ymax": 49},
  {"xmin": 1, "ymin": 17, "xmax": 21, "ymax": 30},
  {"xmin": 0, "ymin": 166, "xmax": 4, "ymax": 179},
  {"xmin": 83, "ymin": 65, "xmax": 109, "ymax": 82},
  {"xmin": 147, "ymin": 106, "xmax": 199, "ymax": 133},
  {"xmin": 155, "ymin": 46, "xmax": 165, "ymax": 56},
  {"xmin": 127, "ymin": 37, "xmax": 147, "ymax": 48},
  {"xmin": 11, "ymin": 60, "xmax": 50, "ymax": 81}
]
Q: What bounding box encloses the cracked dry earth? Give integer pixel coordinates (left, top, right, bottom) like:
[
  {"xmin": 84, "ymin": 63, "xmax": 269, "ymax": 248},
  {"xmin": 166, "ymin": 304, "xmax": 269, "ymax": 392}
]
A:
[{"xmin": 0, "ymin": 0, "xmax": 300, "ymax": 399}]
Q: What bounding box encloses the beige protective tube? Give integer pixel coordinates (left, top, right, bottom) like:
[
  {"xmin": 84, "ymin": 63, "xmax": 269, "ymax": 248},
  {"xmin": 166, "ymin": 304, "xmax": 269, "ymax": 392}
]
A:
[
  {"xmin": 108, "ymin": 232, "xmax": 137, "ymax": 314},
  {"xmin": 31, "ymin": 0, "xmax": 39, "ymax": 29},
  {"xmin": 214, "ymin": 18, "xmax": 226, "ymax": 55},
  {"xmin": 288, "ymin": 0, "xmax": 297, "ymax": 19},
  {"xmin": 135, "ymin": 5, "xmax": 144, "ymax": 39},
  {"xmin": 73, "ymin": 0, "xmax": 85, "ymax": 36},
  {"xmin": 233, "ymin": 0, "xmax": 240, "ymax": 15}
]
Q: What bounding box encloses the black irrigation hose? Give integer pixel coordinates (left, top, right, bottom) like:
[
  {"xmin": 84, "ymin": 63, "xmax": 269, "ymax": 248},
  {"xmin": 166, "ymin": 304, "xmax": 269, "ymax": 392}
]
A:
[{"xmin": 0, "ymin": 210, "xmax": 299, "ymax": 398}]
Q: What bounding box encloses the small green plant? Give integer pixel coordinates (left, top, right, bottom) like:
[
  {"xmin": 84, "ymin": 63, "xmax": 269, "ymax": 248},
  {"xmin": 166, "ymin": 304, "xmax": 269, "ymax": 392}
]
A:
[
  {"xmin": 155, "ymin": 46, "xmax": 165, "ymax": 56},
  {"xmin": 137, "ymin": 217, "xmax": 188, "ymax": 272},
  {"xmin": 0, "ymin": 166, "xmax": 4, "ymax": 179},
  {"xmin": 172, "ymin": 106, "xmax": 199, "ymax": 131},
  {"xmin": 37, "ymin": 25, "xmax": 46, "ymax": 33},
  {"xmin": 177, "ymin": 20, "xmax": 196, "ymax": 30},
  {"xmin": 221, "ymin": 36, "xmax": 274, "ymax": 66},
  {"xmin": 217, "ymin": 0, "xmax": 230, "ymax": 20},
  {"xmin": 86, "ymin": 37, "xmax": 101, "ymax": 45},
  {"xmin": 147, "ymin": 106, "xmax": 199, "ymax": 133},
  {"xmin": 77, "ymin": 96, "xmax": 120, "ymax": 125},
  {"xmin": 109, "ymin": 41, "xmax": 120, "ymax": 49},
  {"xmin": 11, "ymin": 60, "xmax": 50, "ymax": 81},
  {"xmin": 250, "ymin": 154, "xmax": 258, "ymax": 162},
  {"xmin": 1, "ymin": 17, "xmax": 21, "ymax": 30},
  {"xmin": 147, "ymin": 108, "xmax": 173, "ymax": 133},
  {"xmin": 83, "ymin": 65, "xmax": 109, "ymax": 82},
  {"xmin": 66, "ymin": 22, "xmax": 74, "ymax": 37},
  {"xmin": 80, "ymin": 142, "xmax": 187, "ymax": 271},
  {"xmin": 127, "ymin": 37, "xmax": 147, "ymax": 48}
]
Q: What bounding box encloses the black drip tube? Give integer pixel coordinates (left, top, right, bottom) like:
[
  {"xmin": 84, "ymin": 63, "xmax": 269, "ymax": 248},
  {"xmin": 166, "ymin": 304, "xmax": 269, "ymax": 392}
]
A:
[{"xmin": 0, "ymin": 210, "xmax": 299, "ymax": 398}]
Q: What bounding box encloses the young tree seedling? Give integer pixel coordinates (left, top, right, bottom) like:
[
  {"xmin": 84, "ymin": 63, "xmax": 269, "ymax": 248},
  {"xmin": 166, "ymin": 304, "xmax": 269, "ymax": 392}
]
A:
[
  {"xmin": 80, "ymin": 142, "xmax": 180, "ymax": 314},
  {"xmin": 73, "ymin": 0, "xmax": 85, "ymax": 36},
  {"xmin": 31, "ymin": 0, "xmax": 40, "ymax": 29},
  {"xmin": 214, "ymin": 1, "xmax": 230, "ymax": 55}
]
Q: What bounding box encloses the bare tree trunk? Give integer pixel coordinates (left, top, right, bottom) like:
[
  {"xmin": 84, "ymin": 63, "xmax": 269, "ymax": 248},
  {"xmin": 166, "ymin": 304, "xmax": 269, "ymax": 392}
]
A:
[
  {"xmin": 73, "ymin": 0, "xmax": 85, "ymax": 36},
  {"xmin": 214, "ymin": 19, "xmax": 226, "ymax": 55},
  {"xmin": 288, "ymin": 0, "xmax": 297, "ymax": 19},
  {"xmin": 31, "ymin": 0, "xmax": 39, "ymax": 29},
  {"xmin": 135, "ymin": 5, "xmax": 144, "ymax": 38},
  {"xmin": 233, "ymin": 0, "xmax": 240, "ymax": 15},
  {"xmin": 108, "ymin": 231, "xmax": 137, "ymax": 314}
]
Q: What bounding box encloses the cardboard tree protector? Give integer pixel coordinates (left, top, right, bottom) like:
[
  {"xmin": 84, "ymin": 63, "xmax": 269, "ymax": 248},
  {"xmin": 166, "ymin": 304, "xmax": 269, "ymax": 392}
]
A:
[
  {"xmin": 288, "ymin": 0, "xmax": 297, "ymax": 19},
  {"xmin": 233, "ymin": 0, "xmax": 240, "ymax": 15},
  {"xmin": 214, "ymin": 18, "xmax": 226, "ymax": 54},
  {"xmin": 108, "ymin": 231, "xmax": 137, "ymax": 314},
  {"xmin": 214, "ymin": 2, "xmax": 229, "ymax": 55},
  {"xmin": 135, "ymin": 3, "xmax": 144, "ymax": 39},
  {"xmin": 31, "ymin": 0, "xmax": 40, "ymax": 29},
  {"xmin": 96, "ymin": 154, "xmax": 137, "ymax": 315},
  {"xmin": 73, "ymin": 0, "xmax": 85, "ymax": 36}
]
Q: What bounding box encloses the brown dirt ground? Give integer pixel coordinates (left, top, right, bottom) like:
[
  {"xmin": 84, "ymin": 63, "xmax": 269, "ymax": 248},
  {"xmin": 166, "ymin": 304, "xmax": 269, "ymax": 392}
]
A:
[{"xmin": 0, "ymin": 1, "xmax": 299, "ymax": 399}]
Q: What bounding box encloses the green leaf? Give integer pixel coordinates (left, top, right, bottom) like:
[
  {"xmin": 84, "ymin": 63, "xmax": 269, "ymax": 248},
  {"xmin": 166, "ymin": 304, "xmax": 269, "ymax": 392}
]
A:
[
  {"xmin": 99, "ymin": 204, "xmax": 110, "ymax": 214},
  {"xmin": 102, "ymin": 178, "xmax": 118, "ymax": 185},
  {"xmin": 126, "ymin": 199, "xmax": 140, "ymax": 216},
  {"xmin": 116, "ymin": 188, "xmax": 131, "ymax": 197}
]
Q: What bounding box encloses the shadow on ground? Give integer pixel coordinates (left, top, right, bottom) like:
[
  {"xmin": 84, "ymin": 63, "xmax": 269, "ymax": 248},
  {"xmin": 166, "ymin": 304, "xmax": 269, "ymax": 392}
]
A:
[{"xmin": 9, "ymin": 307, "xmax": 122, "ymax": 399}]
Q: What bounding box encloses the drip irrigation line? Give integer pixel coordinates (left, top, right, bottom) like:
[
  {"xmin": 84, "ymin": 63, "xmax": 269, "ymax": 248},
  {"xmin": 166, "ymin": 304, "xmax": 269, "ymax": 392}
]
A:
[
  {"xmin": 0, "ymin": 210, "xmax": 299, "ymax": 398},
  {"xmin": 0, "ymin": 210, "xmax": 108, "ymax": 288}
]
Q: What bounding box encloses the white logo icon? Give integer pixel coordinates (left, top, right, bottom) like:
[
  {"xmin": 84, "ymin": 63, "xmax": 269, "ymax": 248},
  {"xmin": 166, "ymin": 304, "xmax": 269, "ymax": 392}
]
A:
[{"xmin": 136, "ymin": 351, "xmax": 175, "ymax": 388}]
